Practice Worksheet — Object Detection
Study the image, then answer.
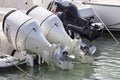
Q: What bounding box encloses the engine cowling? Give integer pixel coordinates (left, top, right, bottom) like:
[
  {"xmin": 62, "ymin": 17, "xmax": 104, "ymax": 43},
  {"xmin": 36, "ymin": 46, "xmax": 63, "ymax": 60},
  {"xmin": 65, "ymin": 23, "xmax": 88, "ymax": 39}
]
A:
[
  {"xmin": 2, "ymin": 10, "xmax": 73, "ymax": 69},
  {"xmin": 27, "ymin": 6, "xmax": 73, "ymax": 48},
  {"xmin": 27, "ymin": 6, "xmax": 94, "ymax": 64},
  {"xmin": 3, "ymin": 10, "xmax": 52, "ymax": 53}
]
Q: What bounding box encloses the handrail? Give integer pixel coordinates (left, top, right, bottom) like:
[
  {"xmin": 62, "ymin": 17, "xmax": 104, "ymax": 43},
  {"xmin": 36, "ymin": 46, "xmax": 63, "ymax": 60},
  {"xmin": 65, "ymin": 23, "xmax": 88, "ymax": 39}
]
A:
[{"xmin": 83, "ymin": 2, "xmax": 120, "ymax": 7}]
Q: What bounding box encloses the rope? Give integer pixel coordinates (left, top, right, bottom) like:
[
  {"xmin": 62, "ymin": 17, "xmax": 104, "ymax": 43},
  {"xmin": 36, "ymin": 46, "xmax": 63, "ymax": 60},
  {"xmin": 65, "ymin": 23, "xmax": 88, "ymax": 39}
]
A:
[
  {"xmin": 82, "ymin": 2, "xmax": 119, "ymax": 43},
  {"xmin": 82, "ymin": 2, "xmax": 120, "ymax": 8},
  {"xmin": 0, "ymin": 53, "xmax": 40, "ymax": 80},
  {"xmin": 48, "ymin": 0, "xmax": 56, "ymax": 11},
  {"xmin": 91, "ymin": 7, "xmax": 119, "ymax": 43}
]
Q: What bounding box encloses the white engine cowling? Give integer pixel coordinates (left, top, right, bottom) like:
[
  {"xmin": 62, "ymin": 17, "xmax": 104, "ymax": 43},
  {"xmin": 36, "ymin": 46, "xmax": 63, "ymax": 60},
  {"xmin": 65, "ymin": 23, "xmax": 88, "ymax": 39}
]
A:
[
  {"xmin": 2, "ymin": 10, "xmax": 73, "ymax": 69},
  {"xmin": 27, "ymin": 6, "xmax": 74, "ymax": 48},
  {"xmin": 3, "ymin": 10, "xmax": 52, "ymax": 53},
  {"xmin": 27, "ymin": 6, "xmax": 94, "ymax": 64}
]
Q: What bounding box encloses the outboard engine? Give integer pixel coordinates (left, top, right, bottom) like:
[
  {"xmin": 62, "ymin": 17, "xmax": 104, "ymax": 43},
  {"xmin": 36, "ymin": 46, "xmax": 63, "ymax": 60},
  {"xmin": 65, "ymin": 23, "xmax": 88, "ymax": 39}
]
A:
[
  {"xmin": 2, "ymin": 10, "xmax": 73, "ymax": 69},
  {"xmin": 27, "ymin": 6, "xmax": 95, "ymax": 64},
  {"xmin": 48, "ymin": 1, "xmax": 104, "ymax": 41}
]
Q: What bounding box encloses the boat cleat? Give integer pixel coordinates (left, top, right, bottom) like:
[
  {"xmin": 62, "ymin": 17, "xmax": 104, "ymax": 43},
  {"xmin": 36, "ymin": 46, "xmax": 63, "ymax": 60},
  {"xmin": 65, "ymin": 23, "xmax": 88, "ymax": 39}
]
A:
[{"xmin": 91, "ymin": 23, "xmax": 104, "ymax": 31}]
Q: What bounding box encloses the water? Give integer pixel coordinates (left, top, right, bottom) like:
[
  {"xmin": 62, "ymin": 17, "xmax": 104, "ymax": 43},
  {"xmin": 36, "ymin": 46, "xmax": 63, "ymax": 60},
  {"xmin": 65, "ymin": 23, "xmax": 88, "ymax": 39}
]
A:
[{"xmin": 0, "ymin": 32, "xmax": 120, "ymax": 80}]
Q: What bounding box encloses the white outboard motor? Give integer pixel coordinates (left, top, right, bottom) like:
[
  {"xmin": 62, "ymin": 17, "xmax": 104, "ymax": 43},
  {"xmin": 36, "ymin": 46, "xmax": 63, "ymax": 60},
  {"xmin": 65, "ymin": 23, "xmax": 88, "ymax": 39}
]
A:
[
  {"xmin": 0, "ymin": 23, "xmax": 28, "ymax": 68},
  {"xmin": 27, "ymin": 6, "xmax": 94, "ymax": 63},
  {"xmin": 2, "ymin": 10, "xmax": 73, "ymax": 69}
]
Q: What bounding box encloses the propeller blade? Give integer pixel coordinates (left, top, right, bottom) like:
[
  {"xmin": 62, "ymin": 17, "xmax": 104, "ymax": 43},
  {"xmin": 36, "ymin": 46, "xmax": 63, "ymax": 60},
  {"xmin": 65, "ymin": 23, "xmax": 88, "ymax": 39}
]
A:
[
  {"xmin": 80, "ymin": 42, "xmax": 87, "ymax": 47},
  {"xmin": 89, "ymin": 46, "xmax": 96, "ymax": 55},
  {"xmin": 56, "ymin": 46, "xmax": 68, "ymax": 61}
]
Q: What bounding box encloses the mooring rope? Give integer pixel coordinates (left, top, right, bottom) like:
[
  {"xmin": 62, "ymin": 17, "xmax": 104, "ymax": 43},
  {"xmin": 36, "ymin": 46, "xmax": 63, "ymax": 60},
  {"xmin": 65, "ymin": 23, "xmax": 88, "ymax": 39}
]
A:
[
  {"xmin": 47, "ymin": 0, "xmax": 56, "ymax": 11},
  {"xmin": 82, "ymin": 2, "xmax": 119, "ymax": 43},
  {"xmin": 92, "ymin": 7, "xmax": 119, "ymax": 43},
  {"xmin": 0, "ymin": 53, "xmax": 40, "ymax": 80}
]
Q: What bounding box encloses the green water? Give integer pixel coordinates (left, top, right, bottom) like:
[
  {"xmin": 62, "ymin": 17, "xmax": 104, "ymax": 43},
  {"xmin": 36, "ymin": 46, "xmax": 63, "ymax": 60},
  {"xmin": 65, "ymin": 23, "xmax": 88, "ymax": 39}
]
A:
[{"xmin": 0, "ymin": 32, "xmax": 120, "ymax": 80}]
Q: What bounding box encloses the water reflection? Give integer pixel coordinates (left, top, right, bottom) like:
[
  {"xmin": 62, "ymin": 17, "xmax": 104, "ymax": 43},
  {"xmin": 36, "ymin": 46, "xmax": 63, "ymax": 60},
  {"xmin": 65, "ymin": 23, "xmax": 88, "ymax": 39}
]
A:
[{"xmin": 0, "ymin": 32, "xmax": 120, "ymax": 80}]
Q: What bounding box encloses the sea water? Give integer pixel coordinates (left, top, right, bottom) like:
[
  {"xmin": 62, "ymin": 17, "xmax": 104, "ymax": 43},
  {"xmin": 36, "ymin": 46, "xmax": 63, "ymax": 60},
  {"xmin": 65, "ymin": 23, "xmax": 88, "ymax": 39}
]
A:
[{"xmin": 0, "ymin": 32, "xmax": 120, "ymax": 80}]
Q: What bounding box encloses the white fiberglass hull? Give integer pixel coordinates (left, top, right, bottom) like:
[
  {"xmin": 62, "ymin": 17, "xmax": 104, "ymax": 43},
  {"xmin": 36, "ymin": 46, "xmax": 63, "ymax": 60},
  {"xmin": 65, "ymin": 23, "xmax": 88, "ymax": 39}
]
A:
[
  {"xmin": 0, "ymin": 52, "xmax": 26, "ymax": 68},
  {"xmin": 69, "ymin": 0, "xmax": 120, "ymax": 31},
  {"xmin": 91, "ymin": 3, "xmax": 120, "ymax": 31}
]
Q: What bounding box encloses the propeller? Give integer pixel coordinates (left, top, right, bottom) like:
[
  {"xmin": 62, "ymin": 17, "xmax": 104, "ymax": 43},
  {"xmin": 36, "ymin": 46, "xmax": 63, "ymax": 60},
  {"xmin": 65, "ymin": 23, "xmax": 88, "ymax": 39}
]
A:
[
  {"xmin": 80, "ymin": 42, "xmax": 96, "ymax": 55},
  {"xmin": 56, "ymin": 46, "xmax": 76, "ymax": 61},
  {"xmin": 89, "ymin": 46, "xmax": 96, "ymax": 55},
  {"xmin": 55, "ymin": 46, "xmax": 74, "ymax": 69},
  {"xmin": 56, "ymin": 46, "xmax": 68, "ymax": 61}
]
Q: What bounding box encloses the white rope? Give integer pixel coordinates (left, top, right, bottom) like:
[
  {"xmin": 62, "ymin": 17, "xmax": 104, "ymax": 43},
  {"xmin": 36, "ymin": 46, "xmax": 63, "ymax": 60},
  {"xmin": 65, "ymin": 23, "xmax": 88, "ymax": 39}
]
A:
[
  {"xmin": 82, "ymin": 2, "xmax": 119, "ymax": 43},
  {"xmin": 91, "ymin": 7, "xmax": 119, "ymax": 43}
]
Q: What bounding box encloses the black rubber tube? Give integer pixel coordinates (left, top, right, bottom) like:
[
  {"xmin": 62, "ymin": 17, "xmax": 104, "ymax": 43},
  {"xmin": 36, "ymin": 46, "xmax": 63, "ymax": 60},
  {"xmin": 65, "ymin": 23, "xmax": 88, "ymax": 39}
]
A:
[
  {"xmin": 26, "ymin": 5, "xmax": 38, "ymax": 15},
  {"xmin": 2, "ymin": 10, "xmax": 16, "ymax": 33}
]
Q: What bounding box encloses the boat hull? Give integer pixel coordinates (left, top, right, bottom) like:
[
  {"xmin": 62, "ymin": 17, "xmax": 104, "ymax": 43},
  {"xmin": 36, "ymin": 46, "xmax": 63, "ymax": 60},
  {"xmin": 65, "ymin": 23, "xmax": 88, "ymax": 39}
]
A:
[
  {"xmin": 0, "ymin": 52, "xmax": 27, "ymax": 68},
  {"xmin": 91, "ymin": 3, "xmax": 120, "ymax": 31}
]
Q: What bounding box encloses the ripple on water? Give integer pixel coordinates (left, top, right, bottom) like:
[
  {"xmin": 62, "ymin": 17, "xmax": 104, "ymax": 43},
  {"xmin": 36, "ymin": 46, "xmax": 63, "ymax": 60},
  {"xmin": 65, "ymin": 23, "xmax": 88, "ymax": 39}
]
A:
[{"xmin": 1, "ymin": 32, "xmax": 120, "ymax": 80}]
